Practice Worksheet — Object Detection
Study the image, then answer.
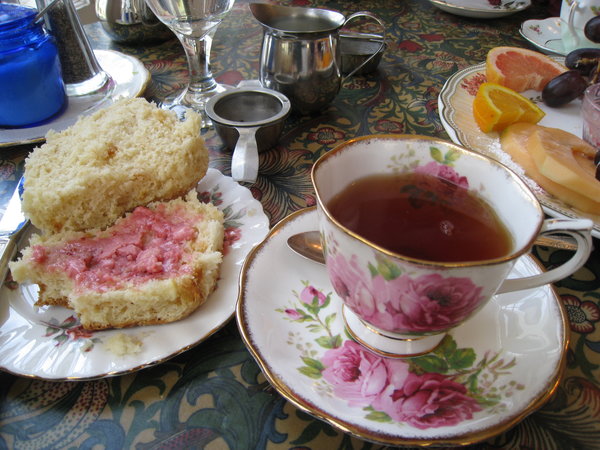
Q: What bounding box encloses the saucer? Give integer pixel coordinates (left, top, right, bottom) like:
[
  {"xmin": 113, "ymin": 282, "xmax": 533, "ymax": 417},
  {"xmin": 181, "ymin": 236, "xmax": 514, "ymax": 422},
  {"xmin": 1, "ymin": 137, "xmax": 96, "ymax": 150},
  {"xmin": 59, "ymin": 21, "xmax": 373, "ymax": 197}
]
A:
[
  {"xmin": 0, "ymin": 49, "xmax": 150, "ymax": 148},
  {"xmin": 237, "ymin": 207, "xmax": 568, "ymax": 446},
  {"xmin": 520, "ymin": 18, "xmax": 566, "ymax": 56},
  {"xmin": 428, "ymin": 0, "xmax": 531, "ymax": 19}
]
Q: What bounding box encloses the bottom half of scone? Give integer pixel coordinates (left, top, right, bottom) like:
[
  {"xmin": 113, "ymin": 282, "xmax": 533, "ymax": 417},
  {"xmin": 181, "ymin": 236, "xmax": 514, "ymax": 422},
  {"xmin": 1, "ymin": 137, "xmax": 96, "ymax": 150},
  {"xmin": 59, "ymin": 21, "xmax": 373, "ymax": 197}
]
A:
[{"xmin": 10, "ymin": 190, "xmax": 224, "ymax": 331}]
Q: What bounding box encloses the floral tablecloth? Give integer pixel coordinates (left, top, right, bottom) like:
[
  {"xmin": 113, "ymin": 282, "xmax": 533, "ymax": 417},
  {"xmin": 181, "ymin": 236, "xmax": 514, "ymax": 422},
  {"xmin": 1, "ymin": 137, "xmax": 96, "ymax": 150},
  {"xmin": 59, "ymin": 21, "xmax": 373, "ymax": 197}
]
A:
[{"xmin": 1, "ymin": 0, "xmax": 600, "ymax": 448}]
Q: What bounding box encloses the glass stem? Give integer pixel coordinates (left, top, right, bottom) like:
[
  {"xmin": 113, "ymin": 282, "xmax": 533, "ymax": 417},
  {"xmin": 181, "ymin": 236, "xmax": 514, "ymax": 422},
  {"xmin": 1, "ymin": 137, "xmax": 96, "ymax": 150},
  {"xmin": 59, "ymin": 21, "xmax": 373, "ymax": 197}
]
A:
[{"xmin": 179, "ymin": 29, "xmax": 219, "ymax": 102}]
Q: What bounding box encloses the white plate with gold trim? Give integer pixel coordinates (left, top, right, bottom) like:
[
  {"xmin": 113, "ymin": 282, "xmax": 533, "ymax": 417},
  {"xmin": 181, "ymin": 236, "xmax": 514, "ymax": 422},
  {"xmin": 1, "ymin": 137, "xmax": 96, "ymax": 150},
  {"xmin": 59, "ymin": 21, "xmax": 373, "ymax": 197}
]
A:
[
  {"xmin": 237, "ymin": 207, "xmax": 568, "ymax": 446},
  {"xmin": 0, "ymin": 50, "xmax": 150, "ymax": 148},
  {"xmin": 428, "ymin": 0, "xmax": 531, "ymax": 18},
  {"xmin": 437, "ymin": 60, "xmax": 600, "ymax": 238},
  {"xmin": 0, "ymin": 169, "xmax": 269, "ymax": 380}
]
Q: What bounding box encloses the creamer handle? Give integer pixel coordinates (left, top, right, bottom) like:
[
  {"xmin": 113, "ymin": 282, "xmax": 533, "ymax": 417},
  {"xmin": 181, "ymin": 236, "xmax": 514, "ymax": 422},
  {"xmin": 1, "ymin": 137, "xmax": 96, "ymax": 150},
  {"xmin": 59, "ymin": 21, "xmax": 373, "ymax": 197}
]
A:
[{"xmin": 341, "ymin": 11, "xmax": 386, "ymax": 81}]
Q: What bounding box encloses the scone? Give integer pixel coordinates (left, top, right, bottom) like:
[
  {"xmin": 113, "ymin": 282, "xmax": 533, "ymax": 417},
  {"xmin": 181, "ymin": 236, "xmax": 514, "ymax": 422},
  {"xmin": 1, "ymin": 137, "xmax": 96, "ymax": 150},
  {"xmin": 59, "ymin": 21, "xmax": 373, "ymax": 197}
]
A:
[
  {"xmin": 10, "ymin": 190, "xmax": 224, "ymax": 330},
  {"xmin": 21, "ymin": 98, "xmax": 208, "ymax": 234}
]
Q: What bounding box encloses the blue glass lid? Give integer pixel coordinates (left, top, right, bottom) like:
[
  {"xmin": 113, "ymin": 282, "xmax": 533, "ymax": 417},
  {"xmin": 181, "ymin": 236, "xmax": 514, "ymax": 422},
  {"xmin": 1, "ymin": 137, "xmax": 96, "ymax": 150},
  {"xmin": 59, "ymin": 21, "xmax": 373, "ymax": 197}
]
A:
[{"xmin": 0, "ymin": 3, "xmax": 37, "ymax": 32}]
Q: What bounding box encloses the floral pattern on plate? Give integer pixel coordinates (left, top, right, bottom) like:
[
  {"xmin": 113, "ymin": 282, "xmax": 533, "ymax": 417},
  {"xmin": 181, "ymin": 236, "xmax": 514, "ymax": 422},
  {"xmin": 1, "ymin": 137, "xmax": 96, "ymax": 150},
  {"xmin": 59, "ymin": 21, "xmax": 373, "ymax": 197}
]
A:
[
  {"xmin": 437, "ymin": 60, "xmax": 600, "ymax": 237},
  {"xmin": 278, "ymin": 282, "xmax": 524, "ymax": 430},
  {"xmin": 237, "ymin": 207, "xmax": 568, "ymax": 446},
  {"xmin": 0, "ymin": 168, "xmax": 270, "ymax": 380},
  {"xmin": 428, "ymin": 0, "xmax": 531, "ymax": 19}
]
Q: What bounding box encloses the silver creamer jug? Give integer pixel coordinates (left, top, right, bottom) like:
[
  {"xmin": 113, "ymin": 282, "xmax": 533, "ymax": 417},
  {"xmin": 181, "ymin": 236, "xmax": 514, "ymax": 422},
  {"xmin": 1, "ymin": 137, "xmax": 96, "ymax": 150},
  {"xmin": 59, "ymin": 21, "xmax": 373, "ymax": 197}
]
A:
[{"xmin": 250, "ymin": 3, "xmax": 384, "ymax": 114}]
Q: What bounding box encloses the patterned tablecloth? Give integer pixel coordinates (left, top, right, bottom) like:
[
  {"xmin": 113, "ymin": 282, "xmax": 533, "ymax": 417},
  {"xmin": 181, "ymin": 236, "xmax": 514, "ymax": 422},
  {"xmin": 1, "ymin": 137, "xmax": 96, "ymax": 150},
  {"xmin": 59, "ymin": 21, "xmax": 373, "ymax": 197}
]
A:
[{"xmin": 2, "ymin": 0, "xmax": 600, "ymax": 448}]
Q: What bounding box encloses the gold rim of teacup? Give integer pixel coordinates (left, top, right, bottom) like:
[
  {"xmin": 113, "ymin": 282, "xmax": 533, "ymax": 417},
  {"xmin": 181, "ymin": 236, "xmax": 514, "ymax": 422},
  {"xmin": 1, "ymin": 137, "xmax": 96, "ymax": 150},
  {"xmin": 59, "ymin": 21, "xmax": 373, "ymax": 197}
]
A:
[{"xmin": 311, "ymin": 134, "xmax": 544, "ymax": 269}]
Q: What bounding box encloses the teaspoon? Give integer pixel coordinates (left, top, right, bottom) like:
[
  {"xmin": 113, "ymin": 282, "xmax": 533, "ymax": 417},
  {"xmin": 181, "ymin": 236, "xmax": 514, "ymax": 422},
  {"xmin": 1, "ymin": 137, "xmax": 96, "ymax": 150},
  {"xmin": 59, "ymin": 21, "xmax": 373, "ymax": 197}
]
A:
[
  {"xmin": 286, "ymin": 230, "xmax": 578, "ymax": 265},
  {"xmin": 287, "ymin": 231, "xmax": 325, "ymax": 265}
]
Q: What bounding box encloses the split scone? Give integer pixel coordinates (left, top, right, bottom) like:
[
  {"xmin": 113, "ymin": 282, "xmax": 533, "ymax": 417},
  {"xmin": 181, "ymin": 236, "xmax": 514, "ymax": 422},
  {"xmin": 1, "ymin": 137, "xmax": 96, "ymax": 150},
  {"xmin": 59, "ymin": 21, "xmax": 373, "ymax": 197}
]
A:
[
  {"xmin": 21, "ymin": 98, "xmax": 208, "ymax": 234},
  {"xmin": 10, "ymin": 190, "xmax": 224, "ymax": 330}
]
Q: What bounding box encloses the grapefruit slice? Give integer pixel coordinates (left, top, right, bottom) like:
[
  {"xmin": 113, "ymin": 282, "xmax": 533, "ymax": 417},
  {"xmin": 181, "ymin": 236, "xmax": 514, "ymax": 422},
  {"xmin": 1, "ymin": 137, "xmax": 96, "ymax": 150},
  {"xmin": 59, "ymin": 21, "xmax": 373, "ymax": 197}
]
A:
[
  {"xmin": 486, "ymin": 47, "xmax": 567, "ymax": 92},
  {"xmin": 473, "ymin": 82, "xmax": 545, "ymax": 133},
  {"xmin": 500, "ymin": 123, "xmax": 600, "ymax": 215}
]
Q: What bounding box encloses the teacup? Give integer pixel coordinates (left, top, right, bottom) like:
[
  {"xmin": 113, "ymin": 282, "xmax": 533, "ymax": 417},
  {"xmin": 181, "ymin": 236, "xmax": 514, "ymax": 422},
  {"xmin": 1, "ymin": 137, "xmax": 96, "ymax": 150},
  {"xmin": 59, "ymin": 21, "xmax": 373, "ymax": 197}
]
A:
[
  {"xmin": 560, "ymin": 0, "xmax": 600, "ymax": 53},
  {"xmin": 312, "ymin": 135, "xmax": 593, "ymax": 357}
]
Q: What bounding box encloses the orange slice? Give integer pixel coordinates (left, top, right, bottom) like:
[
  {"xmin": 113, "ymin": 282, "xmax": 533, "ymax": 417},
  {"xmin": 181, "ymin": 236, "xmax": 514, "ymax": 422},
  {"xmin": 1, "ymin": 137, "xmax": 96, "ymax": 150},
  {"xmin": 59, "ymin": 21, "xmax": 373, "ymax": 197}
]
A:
[
  {"xmin": 486, "ymin": 47, "xmax": 567, "ymax": 92},
  {"xmin": 472, "ymin": 82, "xmax": 545, "ymax": 133},
  {"xmin": 500, "ymin": 123, "xmax": 600, "ymax": 215}
]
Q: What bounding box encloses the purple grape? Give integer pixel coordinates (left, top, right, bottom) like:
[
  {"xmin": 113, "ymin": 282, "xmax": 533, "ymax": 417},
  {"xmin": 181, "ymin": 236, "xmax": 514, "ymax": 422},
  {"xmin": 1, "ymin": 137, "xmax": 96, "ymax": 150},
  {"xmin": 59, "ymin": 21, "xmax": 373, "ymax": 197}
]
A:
[
  {"xmin": 542, "ymin": 70, "xmax": 589, "ymax": 107},
  {"xmin": 584, "ymin": 16, "xmax": 600, "ymax": 44}
]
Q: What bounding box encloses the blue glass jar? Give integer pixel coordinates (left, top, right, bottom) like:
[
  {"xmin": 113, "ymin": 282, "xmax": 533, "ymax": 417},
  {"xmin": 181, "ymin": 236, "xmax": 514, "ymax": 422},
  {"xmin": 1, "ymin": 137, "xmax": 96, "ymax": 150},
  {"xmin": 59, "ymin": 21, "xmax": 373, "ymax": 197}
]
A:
[{"xmin": 0, "ymin": 3, "xmax": 67, "ymax": 127}]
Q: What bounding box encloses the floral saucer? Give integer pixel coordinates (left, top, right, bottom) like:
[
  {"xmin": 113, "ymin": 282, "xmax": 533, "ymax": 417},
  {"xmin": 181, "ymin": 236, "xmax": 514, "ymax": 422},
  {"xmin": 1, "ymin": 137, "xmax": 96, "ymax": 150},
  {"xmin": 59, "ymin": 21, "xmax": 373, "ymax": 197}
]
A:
[
  {"xmin": 0, "ymin": 169, "xmax": 269, "ymax": 380},
  {"xmin": 237, "ymin": 207, "xmax": 568, "ymax": 446},
  {"xmin": 428, "ymin": 0, "xmax": 531, "ymax": 19},
  {"xmin": 520, "ymin": 18, "xmax": 566, "ymax": 56},
  {"xmin": 0, "ymin": 50, "xmax": 150, "ymax": 148}
]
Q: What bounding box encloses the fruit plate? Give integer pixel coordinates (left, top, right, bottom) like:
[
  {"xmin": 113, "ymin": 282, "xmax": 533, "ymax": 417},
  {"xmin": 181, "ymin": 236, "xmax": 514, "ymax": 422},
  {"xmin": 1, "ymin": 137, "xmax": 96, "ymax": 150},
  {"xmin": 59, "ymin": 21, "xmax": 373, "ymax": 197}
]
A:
[
  {"xmin": 437, "ymin": 61, "xmax": 600, "ymax": 238},
  {"xmin": 0, "ymin": 169, "xmax": 270, "ymax": 380}
]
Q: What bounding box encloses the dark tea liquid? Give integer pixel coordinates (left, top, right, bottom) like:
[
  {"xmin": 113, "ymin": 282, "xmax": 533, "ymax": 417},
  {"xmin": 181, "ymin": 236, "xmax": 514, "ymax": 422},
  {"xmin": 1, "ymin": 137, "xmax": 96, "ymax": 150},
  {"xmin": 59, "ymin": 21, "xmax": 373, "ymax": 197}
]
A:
[{"xmin": 327, "ymin": 172, "xmax": 513, "ymax": 262}]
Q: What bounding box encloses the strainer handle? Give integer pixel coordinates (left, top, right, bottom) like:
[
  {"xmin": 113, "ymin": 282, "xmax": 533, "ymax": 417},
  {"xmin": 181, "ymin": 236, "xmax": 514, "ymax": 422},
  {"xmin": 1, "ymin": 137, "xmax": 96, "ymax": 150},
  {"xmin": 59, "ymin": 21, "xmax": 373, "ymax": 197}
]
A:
[{"xmin": 231, "ymin": 127, "xmax": 260, "ymax": 183}]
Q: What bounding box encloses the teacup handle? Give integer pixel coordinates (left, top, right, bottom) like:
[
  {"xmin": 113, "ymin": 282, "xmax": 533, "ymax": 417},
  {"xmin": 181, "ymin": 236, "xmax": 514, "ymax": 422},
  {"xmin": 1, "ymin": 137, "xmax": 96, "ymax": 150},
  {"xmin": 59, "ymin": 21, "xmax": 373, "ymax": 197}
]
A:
[
  {"xmin": 341, "ymin": 11, "xmax": 386, "ymax": 80},
  {"xmin": 496, "ymin": 218, "xmax": 593, "ymax": 295},
  {"xmin": 231, "ymin": 127, "xmax": 260, "ymax": 183}
]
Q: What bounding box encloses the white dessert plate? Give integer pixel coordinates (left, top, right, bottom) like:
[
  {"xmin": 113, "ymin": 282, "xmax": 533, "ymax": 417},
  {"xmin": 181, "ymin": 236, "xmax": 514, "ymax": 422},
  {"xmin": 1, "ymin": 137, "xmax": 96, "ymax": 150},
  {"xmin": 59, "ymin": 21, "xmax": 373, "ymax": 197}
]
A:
[
  {"xmin": 437, "ymin": 60, "xmax": 600, "ymax": 238},
  {"xmin": 0, "ymin": 169, "xmax": 269, "ymax": 380},
  {"xmin": 520, "ymin": 18, "xmax": 566, "ymax": 55},
  {"xmin": 0, "ymin": 49, "xmax": 150, "ymax": 148},
  {"xmin": 428, "ymin": 0, "xmax": 531, "ymax": 19},
  {"xmin": 237, "ymin": 207, "xmax": 568, "ymax": 447}
]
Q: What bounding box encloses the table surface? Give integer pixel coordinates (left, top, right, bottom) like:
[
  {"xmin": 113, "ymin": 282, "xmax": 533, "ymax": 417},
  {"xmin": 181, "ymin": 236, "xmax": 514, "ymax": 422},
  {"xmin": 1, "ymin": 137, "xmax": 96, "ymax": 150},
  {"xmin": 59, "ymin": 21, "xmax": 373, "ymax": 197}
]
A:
[{"xmin": 2, "ymin": 0, "xmax": 600, "ymax": 448}]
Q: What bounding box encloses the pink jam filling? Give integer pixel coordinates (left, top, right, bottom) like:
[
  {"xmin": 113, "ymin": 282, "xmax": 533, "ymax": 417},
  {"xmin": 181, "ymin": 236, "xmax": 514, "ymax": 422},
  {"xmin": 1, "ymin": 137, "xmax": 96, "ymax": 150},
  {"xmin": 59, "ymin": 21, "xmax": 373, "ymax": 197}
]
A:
[{"xmin": 31, "ymin": 205, "xmax": 200, "ymax": 292}]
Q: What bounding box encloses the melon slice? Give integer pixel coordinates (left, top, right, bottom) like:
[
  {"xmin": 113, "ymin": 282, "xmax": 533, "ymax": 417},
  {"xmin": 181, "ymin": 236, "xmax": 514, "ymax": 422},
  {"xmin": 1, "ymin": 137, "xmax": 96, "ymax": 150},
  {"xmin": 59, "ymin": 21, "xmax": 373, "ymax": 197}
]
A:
[
  {"xmin": 528, "ymin": 126, "xmax": 600, "ymax": 202},
  {"xmin": 500, "ymin": 123, "xmax": 600, "ymax": 215}
]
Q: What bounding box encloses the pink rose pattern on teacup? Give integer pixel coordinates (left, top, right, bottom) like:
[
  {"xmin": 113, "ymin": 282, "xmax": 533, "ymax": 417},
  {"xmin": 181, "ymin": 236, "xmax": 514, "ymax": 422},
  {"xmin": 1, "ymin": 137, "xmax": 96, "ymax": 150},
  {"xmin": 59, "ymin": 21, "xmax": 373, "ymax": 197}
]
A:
[
  {"xmin": 278, "ymin": 283, "xmax": 523, "ymax": 429},
  {"xmin": 414, "ymin": 160, "xmax": 468, "ymax": 189},
  {"xmin": 327, "ymin": 253, "xmax": 484, "ymax": 332},
  {"xmin": 325, "ymin": 153, "xmax": 485, "ymax": 334}
]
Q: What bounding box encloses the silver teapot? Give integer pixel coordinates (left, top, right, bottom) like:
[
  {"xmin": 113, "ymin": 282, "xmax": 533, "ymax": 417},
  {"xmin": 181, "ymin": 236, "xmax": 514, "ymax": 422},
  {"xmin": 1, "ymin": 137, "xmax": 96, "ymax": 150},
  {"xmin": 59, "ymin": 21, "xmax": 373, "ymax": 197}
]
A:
[{"xmin": 95, "ymin": 0, "xmax": 173, "ymax": 44}]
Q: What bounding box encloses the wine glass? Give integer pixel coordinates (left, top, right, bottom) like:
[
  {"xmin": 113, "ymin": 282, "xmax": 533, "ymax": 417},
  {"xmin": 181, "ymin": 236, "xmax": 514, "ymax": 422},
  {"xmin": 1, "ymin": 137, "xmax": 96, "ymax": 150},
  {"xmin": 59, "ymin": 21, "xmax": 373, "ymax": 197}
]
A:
[{"xmin": 144, "ymin": 0, "xmax": 235, "ymax": 127}]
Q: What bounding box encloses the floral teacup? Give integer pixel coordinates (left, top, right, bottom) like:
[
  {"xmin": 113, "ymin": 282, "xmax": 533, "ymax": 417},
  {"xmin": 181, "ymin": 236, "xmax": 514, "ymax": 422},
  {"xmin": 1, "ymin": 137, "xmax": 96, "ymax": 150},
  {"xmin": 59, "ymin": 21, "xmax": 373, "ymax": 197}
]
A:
[
  {"xmin": 560, "ymin": 0, "xmax": 600, "ymax": 53},
  {"xmin": 311, "ymin": 135, "xmax": 593, "ymax": 357}
]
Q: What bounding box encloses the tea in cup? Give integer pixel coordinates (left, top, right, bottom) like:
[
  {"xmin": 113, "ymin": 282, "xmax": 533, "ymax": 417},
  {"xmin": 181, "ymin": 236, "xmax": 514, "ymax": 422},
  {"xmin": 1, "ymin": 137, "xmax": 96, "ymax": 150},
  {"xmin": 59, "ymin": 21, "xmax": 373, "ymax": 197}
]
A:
[
  {"xmin": 312, "ymin": 135, "xmax": 593, "ymax": 357},
  {"xmin": 560, "ymin": 0, "xmax": 600, "ymax": 53}
]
